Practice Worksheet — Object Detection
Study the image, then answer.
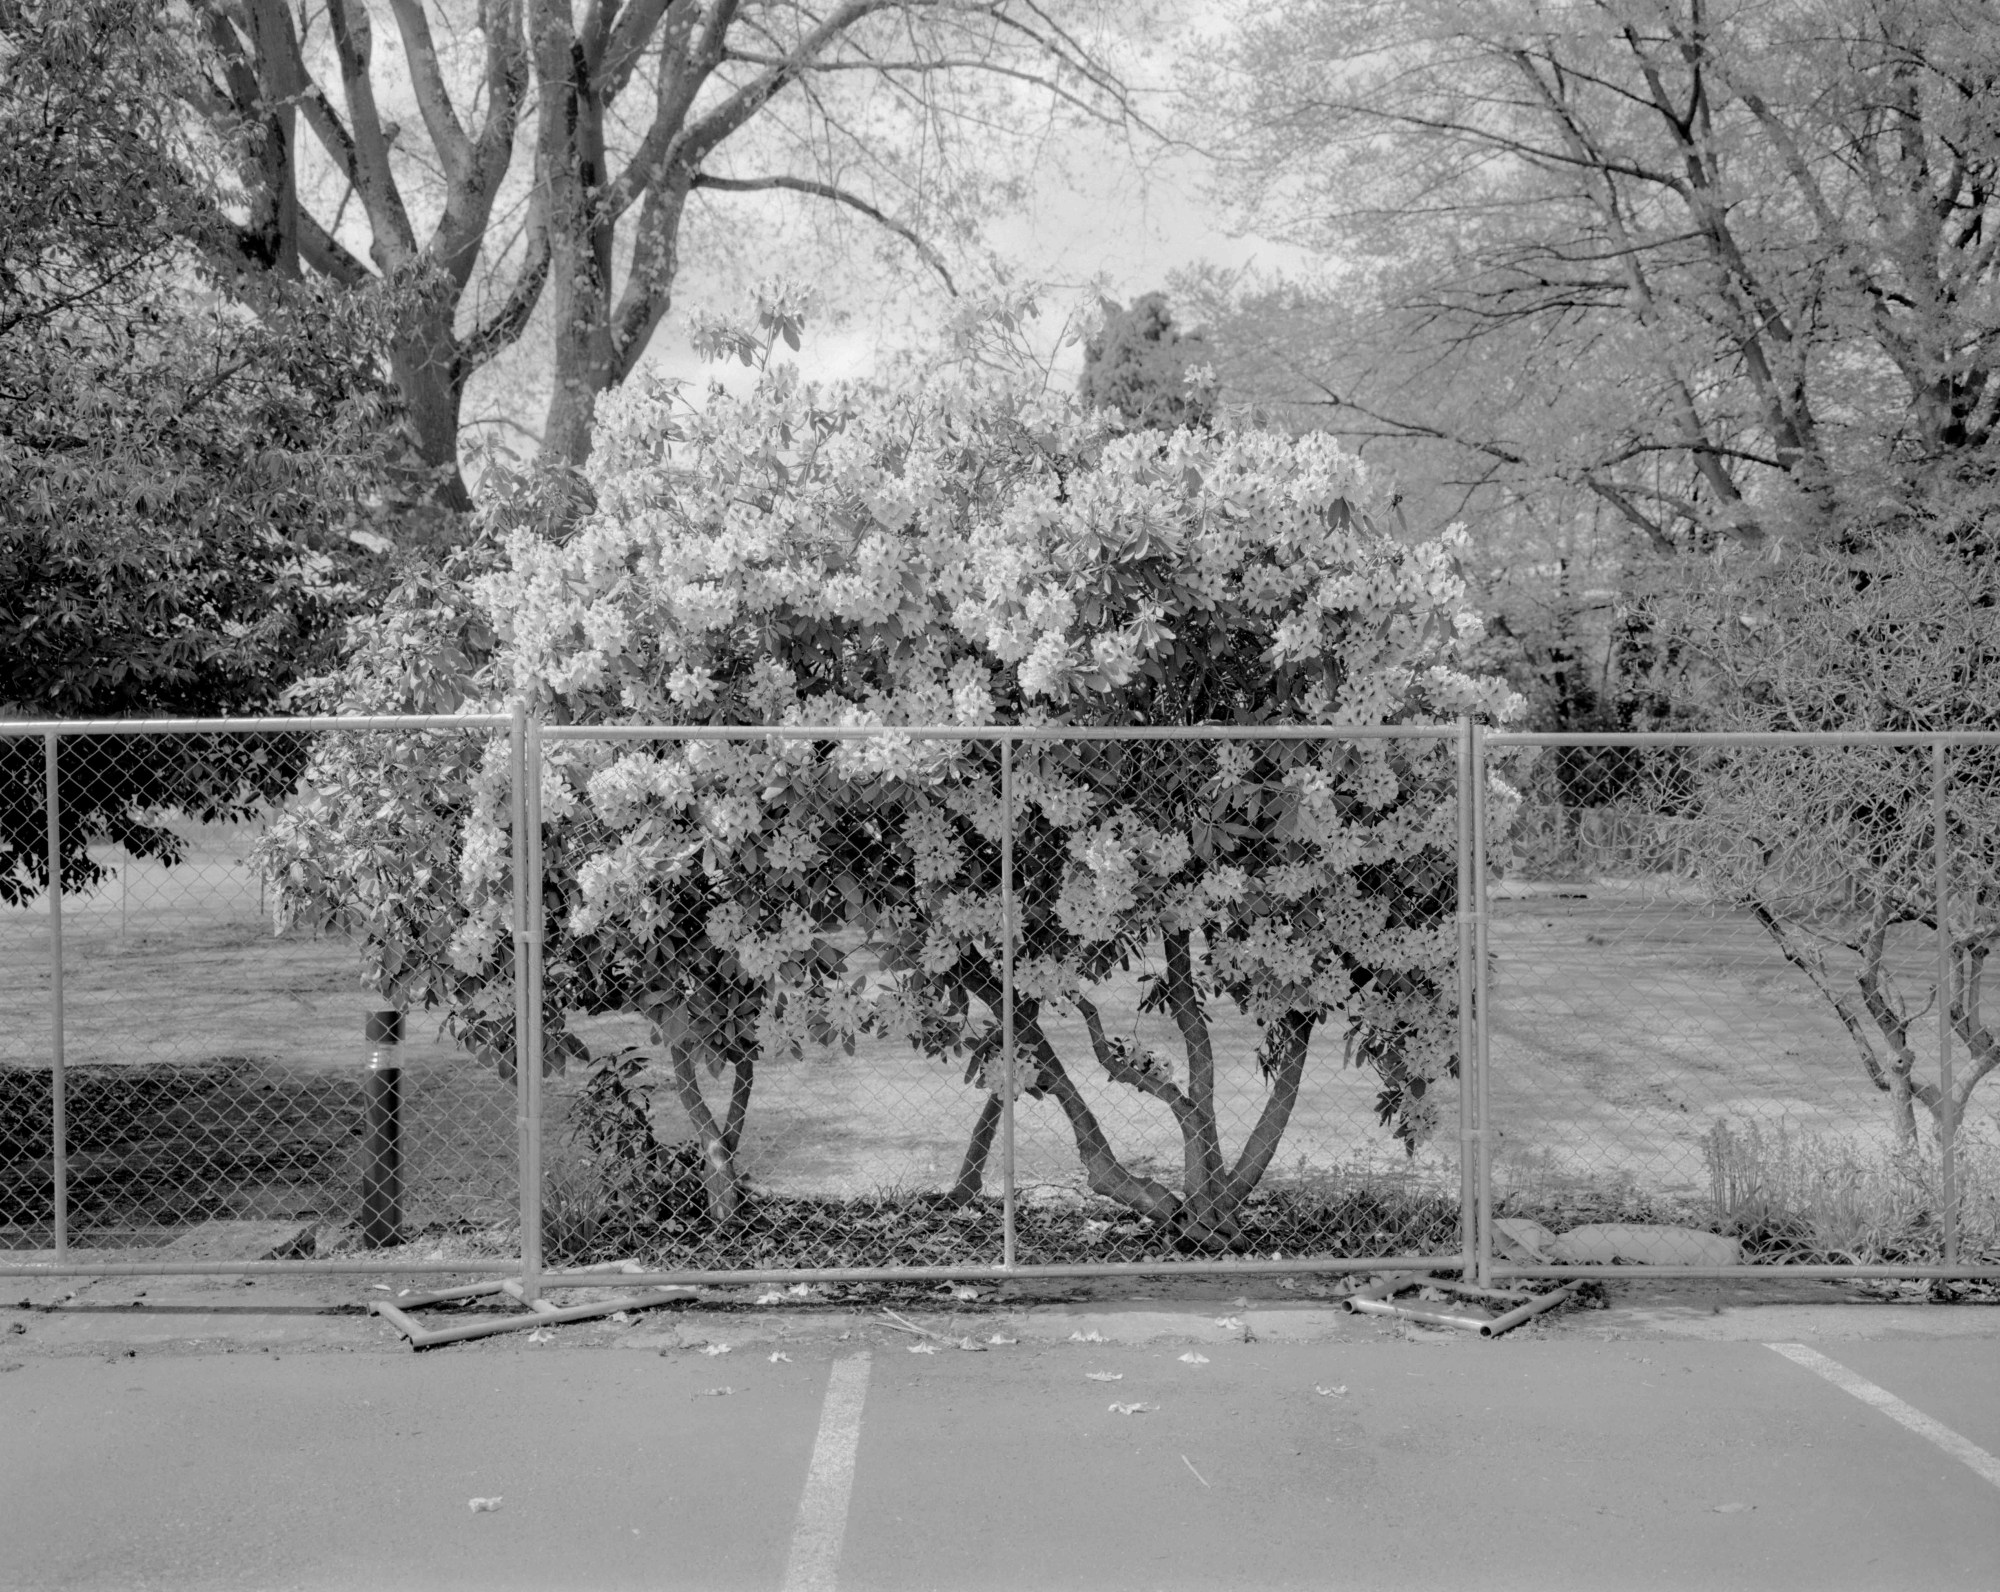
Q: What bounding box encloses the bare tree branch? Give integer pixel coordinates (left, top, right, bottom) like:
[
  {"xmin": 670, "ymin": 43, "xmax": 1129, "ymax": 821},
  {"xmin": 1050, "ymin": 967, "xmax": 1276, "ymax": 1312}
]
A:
[
  {"xmin": 324, "ymin": 0, "xmax": 418, "ymax": 263},
  {"xmin": 386, "ymin": 0, "xmax": 473, "ymax": 185},
  {"xmin": 692, "ymin": 172, "xmax": 957, "ymax": 293}
]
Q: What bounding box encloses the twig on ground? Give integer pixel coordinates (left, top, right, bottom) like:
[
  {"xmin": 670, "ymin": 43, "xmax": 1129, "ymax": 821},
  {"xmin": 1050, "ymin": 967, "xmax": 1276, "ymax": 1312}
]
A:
[{"xmin": 880, "ymin": 1307, "xmax": 985, "ymax": 1350}]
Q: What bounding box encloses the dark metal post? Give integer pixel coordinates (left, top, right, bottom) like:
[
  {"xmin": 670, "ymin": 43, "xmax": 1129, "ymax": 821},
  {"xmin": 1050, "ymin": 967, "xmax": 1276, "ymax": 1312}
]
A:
[{"xmin": 360, "ymin": 1009, "xmax": 403, "ymax": 1247}]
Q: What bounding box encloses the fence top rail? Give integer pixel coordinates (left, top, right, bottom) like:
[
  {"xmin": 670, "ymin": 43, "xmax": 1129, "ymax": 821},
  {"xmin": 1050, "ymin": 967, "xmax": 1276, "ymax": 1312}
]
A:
[
  {"xmin": 542, "ymin": 721, "xmax": 1461, "ymax": 743},
  {"xmin": 0, "ymin": 714, "xmax": 513, "ymax": 737},
  {"xmin": 1490, "ymin": 729, "xmax": 2000, "ymax": 747}
]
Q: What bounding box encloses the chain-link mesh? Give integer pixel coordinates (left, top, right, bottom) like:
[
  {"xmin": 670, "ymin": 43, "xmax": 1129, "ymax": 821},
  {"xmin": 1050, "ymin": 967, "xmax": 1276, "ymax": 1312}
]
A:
[
  {"xmin": 1486, "ymin": 736, "xmax": 2000, "ymax": 1268},
  {"xmin": 533, "ymin": 727, "xmax": 1466, "ymax": 1277},
  {"xmin": 22, "ymin": 719, "xmax": 1993, "ymax": 1284},
  {"xmin": 534, "ymin": 729, "xmax": 1005, "ymax": 1274},
  {"xmin": 1, "ymin": 723, "xmax": 520, "ymax": 1267},
  {"xmin": 1000, "ymin": 732, "xmax": 1466, "ymax": 1269}
]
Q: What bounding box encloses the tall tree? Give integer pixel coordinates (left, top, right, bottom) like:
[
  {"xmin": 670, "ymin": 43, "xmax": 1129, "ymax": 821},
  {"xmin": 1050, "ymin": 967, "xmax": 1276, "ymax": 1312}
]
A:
[
  {"xmin": 1188, "ymin": 0, "xmax": 2000, "ymax": 556},
  {"xmin": 1, "ymin": 0, "xmax": 405, "ymax": 899},
  {"xmin": 187, "ymin": 0, "xmax": 1137, "ymax": 508}
]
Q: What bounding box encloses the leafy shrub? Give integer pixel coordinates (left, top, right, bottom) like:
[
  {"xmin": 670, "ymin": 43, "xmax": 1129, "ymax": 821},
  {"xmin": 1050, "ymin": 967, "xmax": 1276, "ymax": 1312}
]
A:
[{"xmin": 269, "ymin": 301, "xmax": 1521, "ymax": 1251}]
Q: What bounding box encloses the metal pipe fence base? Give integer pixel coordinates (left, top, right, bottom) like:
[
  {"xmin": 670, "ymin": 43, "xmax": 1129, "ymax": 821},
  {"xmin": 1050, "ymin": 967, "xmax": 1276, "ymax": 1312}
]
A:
[
  {"xmin": 370, "ymin": 1275, "xmax": 698, "ymax": 1350},
  {"xmin": 1342, "ymin": 1272, "xmax": 1578, "ymax": 1338}
]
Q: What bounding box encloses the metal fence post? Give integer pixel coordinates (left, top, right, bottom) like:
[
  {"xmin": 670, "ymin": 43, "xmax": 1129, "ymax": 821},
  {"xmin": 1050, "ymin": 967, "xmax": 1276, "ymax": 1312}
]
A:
[
  {"xmin": 45, "ymin": 731, "xmax": 66, "ymax": 1261},
  {"xmin": 1935, "ymin": 740, "xmax": 1957, "ymax": 1267},
  {"xmin": 509, "ymin": 703, "xmax": 544, "ymax": 1299},
  {"xmin": 1456, "ymin": 718, "xmax": 1476, "ymax": 1278},
  {"xmin": 510, "ymin": 706, "xmax": 528, "ymax": 1277},
  {"xmin": 1000, "ymin": 734, "xmax": 1017, "ymax": 1272},
  {"xmin": 521, "ymin": 709, "xmax": 545, "ymax": 1302},
  {"xmin": 1471, "ymin": 723, "xmax": 1494, "ymax": 1289}
]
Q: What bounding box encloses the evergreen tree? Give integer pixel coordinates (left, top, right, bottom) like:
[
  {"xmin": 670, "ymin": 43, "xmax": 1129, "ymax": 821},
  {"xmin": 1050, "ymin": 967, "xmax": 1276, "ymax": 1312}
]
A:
[{"xmin": 1079, "ymin": 293, "xmax": 1215, "ymax": 431}]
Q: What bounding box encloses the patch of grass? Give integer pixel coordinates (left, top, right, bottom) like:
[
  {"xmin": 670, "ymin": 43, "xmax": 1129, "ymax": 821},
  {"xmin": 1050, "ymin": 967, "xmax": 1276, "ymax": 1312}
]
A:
[
  {"xmin": 0, "ymin": 1061, "xmax": 358, "ymax": 1230},
  {"xmin": 1704, "ymin": 1118, "xmax": 2000, "ymax": 1264},
  {"xmin": 0, "ymin": 1059, "xmax": 516, "ymax": 1239}
]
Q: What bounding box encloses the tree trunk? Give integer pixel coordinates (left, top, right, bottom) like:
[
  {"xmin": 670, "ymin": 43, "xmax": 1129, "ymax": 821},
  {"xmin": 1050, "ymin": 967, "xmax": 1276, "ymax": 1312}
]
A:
[
  {"xmin": 1886, "ymin": 1071, "xmax": 1918, "ymax": 1150},
  {"xmin": 1163, "ymin": 931, "xmax": 1228, "ymax": 1237},
  {"xmin": 533, "ymin": 5, "xmax": 621, "ymax": 470},
  {"xmin": 385, "ymin": 285, "xmax": 473, "ymax": 513},
  {"xmin": 536, "ymin": 170, "xmax": 617, "ymax": 466},
  {"xmin": 1028, "ymin": 1029, "xmax": 1181, "ymax": 1225},
  {"xmin": 1168, "ymin": 1016, "xmax": 1314, "ymax": 1252},
  {"xmin": 721, "ymin": 1042, "xmax": 753, "ymax": 1161},
  {"xmin": 665, "ymin": 1040, "xmax": 740, "ymax": 1225},
  {"xmin": 949, "ymin": 1093, "xmax": 1004, "ymax": 1204},
  {"xmin": 1222, "ymin": 1012, "xmax": 1315, "ymax": 1205},
  {"xmin": 537, "ymin": 173, "xmax": 694, "ymax": 468}
]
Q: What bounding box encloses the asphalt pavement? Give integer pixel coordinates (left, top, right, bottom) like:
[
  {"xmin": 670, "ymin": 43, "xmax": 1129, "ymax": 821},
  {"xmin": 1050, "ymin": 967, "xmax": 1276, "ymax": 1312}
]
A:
[{"xmin": 3, "ymin": 1275, "xmax": 1997, "ymax": 1591}]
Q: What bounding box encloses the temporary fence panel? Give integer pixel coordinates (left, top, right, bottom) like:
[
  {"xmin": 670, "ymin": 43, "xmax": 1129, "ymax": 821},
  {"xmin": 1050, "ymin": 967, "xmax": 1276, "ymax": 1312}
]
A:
[
  {"xmin": 1477, "ymin": 730, "xmax": 2000, "ymax": 1281},
  {"xmin": 11, "ymin": 715, "xmax": 1997, "ymax": 1292},
  {"xmin": 525, "ymin": 726, "xmax": 1011, "ymax": 1281},
  {"xmin": 0, "ymin": 716, "xmax": 525, "ymax": 1278},
  {"xmin": 523, "ymin": 723, "xmax": 1470, "ymax": 1289},
  {"xmin": 997, "ymin": 728, "xmax": 1468, "ymax": 1273}
]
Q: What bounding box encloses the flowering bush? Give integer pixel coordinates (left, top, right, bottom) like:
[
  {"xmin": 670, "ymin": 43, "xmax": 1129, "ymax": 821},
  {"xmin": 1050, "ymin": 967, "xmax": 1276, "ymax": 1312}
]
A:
[{"xmin": 269, "ymin": 308, "xmax": 1520, "ymax": 1244}]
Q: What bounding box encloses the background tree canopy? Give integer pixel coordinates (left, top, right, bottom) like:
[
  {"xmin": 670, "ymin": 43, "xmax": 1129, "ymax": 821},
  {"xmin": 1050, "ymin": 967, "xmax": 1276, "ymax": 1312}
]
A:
[
  {"xmin": 1181, "ymin": 0, "xmax": 2000, "ymax": 733},
  {"xmin": 1078, "ymin": 291, "xmax": 1216, "ymax": 432},
  {"xmin": 170, "ymin": 0, "xmax": 1140, "ymax": 509},
  {"xmin": 0, "ymin": 0, "xmax": 412, "ymax": 900}
]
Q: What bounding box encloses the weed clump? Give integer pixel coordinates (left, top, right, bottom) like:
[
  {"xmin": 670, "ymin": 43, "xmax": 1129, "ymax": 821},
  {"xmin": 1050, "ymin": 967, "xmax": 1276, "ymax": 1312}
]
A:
[{"xmin": 1704, "ymin": 1118, "xmax": 2000, "ymax": 1265}]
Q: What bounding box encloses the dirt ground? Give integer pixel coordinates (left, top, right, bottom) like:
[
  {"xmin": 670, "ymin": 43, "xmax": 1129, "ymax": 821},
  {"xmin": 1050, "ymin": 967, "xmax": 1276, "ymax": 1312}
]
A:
[
  {"xmin": 1481, "ymin": 879, "xmax": 1963, "ymax": 1201},
  {"xmin": 4, "ymin": 821, "xmax": 1983, "ymax": 1252}
]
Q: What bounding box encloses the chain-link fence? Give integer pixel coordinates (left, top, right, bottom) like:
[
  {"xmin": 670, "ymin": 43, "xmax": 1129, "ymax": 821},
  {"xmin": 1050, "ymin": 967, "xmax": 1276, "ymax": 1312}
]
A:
[
  {"xmin": 7, "ymin": 717, "xmax": 1998, "ymax": 1291},
  {"xmin": 1479, "ymin": 729, "xmax": 2000, "ymax": 1280},
  {"xmin": 1, "ymin": 715, "xmax": 527, "ymax": 1279},
  {"xmin": 529, "ymin": 724, "xmax": 1470, "ymax": 1288}
]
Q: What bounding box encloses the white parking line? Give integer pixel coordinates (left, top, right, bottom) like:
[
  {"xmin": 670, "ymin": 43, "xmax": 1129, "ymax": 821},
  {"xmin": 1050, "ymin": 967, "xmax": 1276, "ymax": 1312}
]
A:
[
  {"xmin": 1768, "ymin": 1342, "xmax": 2000, "ymax": 1491},
  {"xmin": 781, "ymin": 1353, "xmax": 873, "ymax": 1592}
]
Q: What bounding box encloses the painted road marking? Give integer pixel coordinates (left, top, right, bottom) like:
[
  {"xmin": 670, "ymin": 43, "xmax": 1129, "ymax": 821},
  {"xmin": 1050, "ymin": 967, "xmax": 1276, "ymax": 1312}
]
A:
[
  {"xmin": 781, "ymin": 1353, "xmax": 872, "ymax": 1592},
  {"xmin": 1768, "ymin": 1342, "xmax": 2000, "ymax": 1491}
]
